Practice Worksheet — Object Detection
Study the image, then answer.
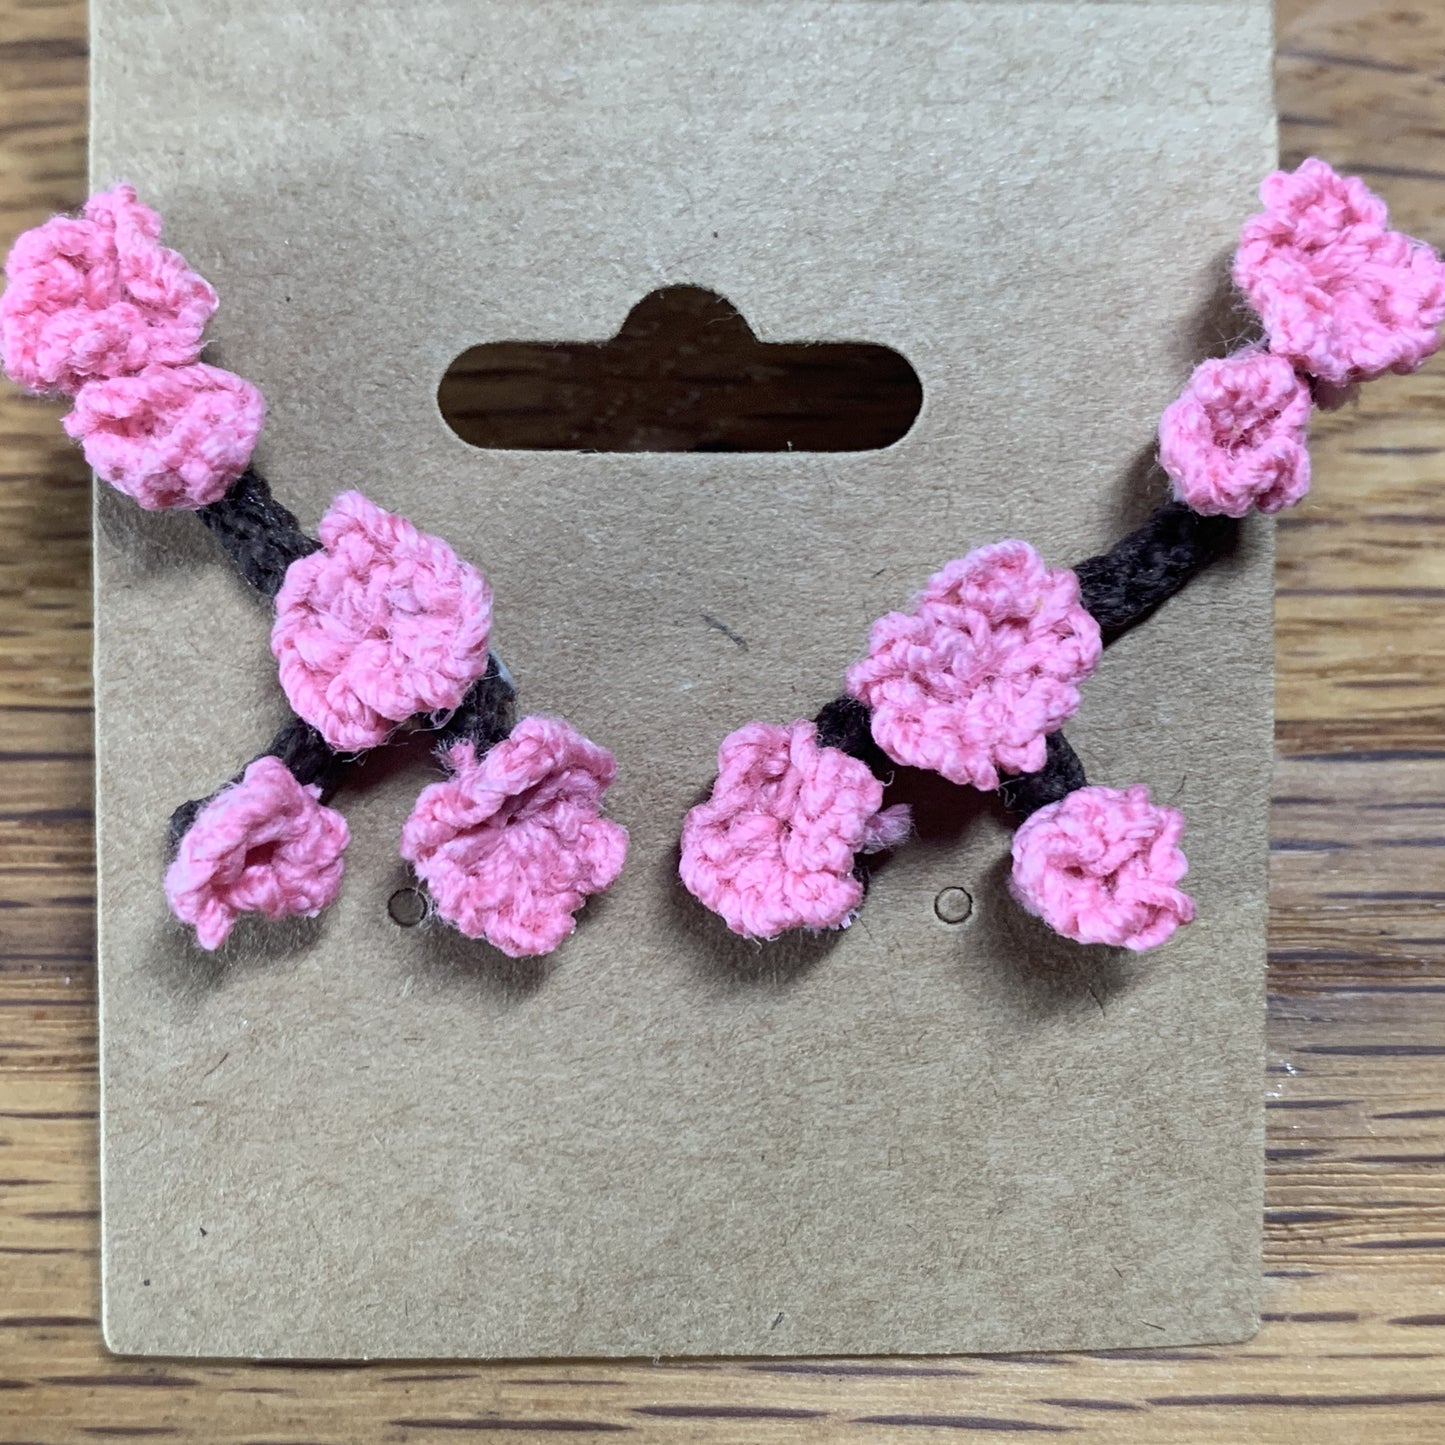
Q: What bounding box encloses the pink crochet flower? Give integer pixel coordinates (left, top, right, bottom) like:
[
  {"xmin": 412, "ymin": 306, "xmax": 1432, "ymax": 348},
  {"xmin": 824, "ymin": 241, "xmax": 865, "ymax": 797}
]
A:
[
  {"xmin": 1159, "ymin": 350, "xmax": 1312, "ymax": 517},
  {"xmin": 1234, "ymin": 158, "xmax": 1445, "ymax": 387},
  {"xmin": 399, "ymin": 716, "xmax": 628, "ymax": 958},
  {"xmin": 164, "ymin": 755, "xmax": 349, "ymax": 951},
  {"xmin": 63, "ymin": 362, "xmax": 264, "ymax": 510},
  {"xmin": 1, "ymin": 184, "xmax": 218, "ymax": 395},
  {"xmin": 1009, "ymin": 784, "xmax": 1194, "ymax": 951},
  {"xmin": 679, "ymin": 719, "xmax": 912, "ymax": 939},
  {"xmin": 845, "ymin": 541, "xmax": 1101, "ymax": 791},
  {"xmin": 271, "ymin": 491, "xmax": 493, "ymax": 752}
]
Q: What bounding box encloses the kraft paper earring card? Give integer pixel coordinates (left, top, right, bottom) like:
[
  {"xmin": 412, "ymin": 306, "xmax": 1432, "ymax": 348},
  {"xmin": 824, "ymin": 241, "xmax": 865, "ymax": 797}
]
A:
[{"xmin": 92, "ymin": 0, "xmax": 1275, "ymax": 1357}]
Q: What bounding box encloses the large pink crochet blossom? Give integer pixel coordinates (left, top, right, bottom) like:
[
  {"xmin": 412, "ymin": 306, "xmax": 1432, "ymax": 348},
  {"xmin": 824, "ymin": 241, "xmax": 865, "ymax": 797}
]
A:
[
  {"xmin": 1234, "ymin": 158, "xmax": 1445, "ymax": 387},
  {"xmin": 1009, "ymin": 784, "xmax": 1194, "ymax": 951},
  {"xmin": 272, "ymin": 491, "xmax": 493, "ymax": 752},
  {"xmin": 846, "ymin": 541, "xmax": 1101, "ymax": 791},
  {"xmin": 1160, "ymin": 350, "xmax": 1312, "ymax": 517},
  {"xmin": 1, "ymin": 185, "xmax": 218, "ymax": 395},
  {"xmin": 164, "ymin": 755, "xmax": 349, "ymax": 950},
  {"xmin": 679, "ymin": 719, "xmax": 912, "ymax": 939},
  {"xmin": 63, "ymin": 362, "xmax": 264, "ymax": 510},
  {"xmin": 399, "ymin": 716, "xmax": 628, "ymax": 958}
]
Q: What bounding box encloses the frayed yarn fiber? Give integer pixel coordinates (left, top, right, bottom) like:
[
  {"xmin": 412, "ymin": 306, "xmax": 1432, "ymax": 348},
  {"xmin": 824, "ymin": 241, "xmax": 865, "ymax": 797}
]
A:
[
  {"xmin": 1234, "ymin": 158, "xmax": 1445, "ymax": 388},
  {"xmin": 272, "ymin": 491, "xmax": 493, "ymax": 752},
  {"xmin": 64, "ymin": 363, "xmax": 265, "ymax": 510},
  {"xmin": 679, "ymin": 719, "xmax": 911, "ymax": 939},
  {"xmin": 1159, "ymin": 351, "xmax": 1311, "ymax": 518},
  {"xmin": 0, "ymin": 184, "xmax": 217, "ymax": 395},
  {"xmin": 163, "ymin": 754, "xmax": 349, "ymax": 950},
  {"xmin": 1009, "ymin": 784, "xmax": 1194, "ymax": 951},
  {"xmin": 399, "ymin": 716, "xmax": 628, "ymax": 958},
  {"xmin": 846, "ymin": 541, "xmax": 1101, "ymax": 791}
]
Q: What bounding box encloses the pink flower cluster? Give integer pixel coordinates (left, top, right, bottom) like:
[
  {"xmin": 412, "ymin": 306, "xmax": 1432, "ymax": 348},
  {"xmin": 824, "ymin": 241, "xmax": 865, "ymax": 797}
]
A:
[
  {"xmin": 1, "ymin": 185, "xmax": 217, "ymax": 392},
  {"xmin": 1010, "ymin": 784, "xmax": 1194, "ymax": 951},
  {"xmin": 1165, "ymin": 159, "xmax": 1445, "ymax": 519},
  {"xmin": 1159, "ymin": 351, "xmax": 1311, "ymax": 518},
  {"xmin": 1236, "ymin": 158, "xmax": 1445, "ymax": 388},
  {"xmin": 164, "ymin": 755, "xmax": 349, "ymax": 950},
  {"xmin": 63, "ymin": 362, "xmax": 266, "ymax": 511},
  {"xmin": 271, "ymin": 492, "xmax": 494, "ymax": 752},
  {"xmin": 4, "ymin": 190, "xmax": 634, "ymax": 958},
  {"xmin": 400, "ymin": 717, "xmax": 628, "ymax": 958},
  {"xmin": 846, "ymin": 541, "xmax": 1101, "ymax": 791},
  {"xmin": 0, "ymin": 185, "xmax": 264, "ymax": 508},
  {"xmin": 679, "ymin": 719, "xmax": 911, "ymax": 939}
]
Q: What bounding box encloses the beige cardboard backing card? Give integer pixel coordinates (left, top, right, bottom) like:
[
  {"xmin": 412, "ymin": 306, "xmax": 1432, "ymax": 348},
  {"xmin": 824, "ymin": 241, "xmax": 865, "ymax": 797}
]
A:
[{"xmin": 92, "ymin": 0, "xmax": 1275, "ymax": 1358}]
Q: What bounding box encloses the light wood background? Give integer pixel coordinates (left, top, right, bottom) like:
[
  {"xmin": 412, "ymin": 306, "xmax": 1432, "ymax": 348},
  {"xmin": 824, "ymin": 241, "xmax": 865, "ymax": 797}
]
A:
[{"xmin": 3, "ymin": 0, "xmax": 1444, "ymax": 1439}]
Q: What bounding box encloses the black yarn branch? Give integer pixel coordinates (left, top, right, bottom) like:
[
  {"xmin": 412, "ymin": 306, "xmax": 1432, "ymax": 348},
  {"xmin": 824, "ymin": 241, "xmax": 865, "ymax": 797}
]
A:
[
  {"xmin": 195, "ymin": 465, "xmax": 320, "ymax": 599},
  {"xmin": 813, "ymin": 695, "xmax": 893, "ymax": 778},
  {"xmin": 434, "ymin": 655, "xmax": 518, "ymax": 756},
  {"xmin": 998, "ymin": 731, "xmax": 1088, "ymax": 821},
  {"xmin": 166, "ymin": 660, "xmax": 517, "ymax": 855},
  {"xmin": 166, "ymin": 715, "xmax": 346, "ymax": 854},
  {"xmin": 1074, "ymin": 501, "xmax": 1237, "ymax": 639}
]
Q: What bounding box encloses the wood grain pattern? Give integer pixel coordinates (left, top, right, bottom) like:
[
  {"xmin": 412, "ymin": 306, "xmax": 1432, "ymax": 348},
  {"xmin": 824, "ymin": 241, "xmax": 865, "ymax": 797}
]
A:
[{"xmin": 2, "ymin": 0, "xmax": 1444, "ymax": 1438}]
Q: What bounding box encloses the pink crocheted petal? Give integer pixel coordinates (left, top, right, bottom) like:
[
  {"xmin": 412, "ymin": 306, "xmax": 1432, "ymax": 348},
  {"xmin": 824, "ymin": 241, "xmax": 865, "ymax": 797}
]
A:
[
  {"xmin": 271, "ymin": 491, "xmax": 493, "ymax": 751},
  {"xmin": 846, "ymin": 541, "xmax": 1101, "ymax": 790},
  {"xmin": 399, "ymin": 717, "xmax": 627, "ymax": 959},
  {"xmin": 1234, "ymin": 158, "xmax": 1445, "ymax": 387},
  {"xmin": 1, "ymin": 184, "xmax": 217, "ymax": 395},
  {"xmin": 679, "ymin": 718, "xmax": 902, "ymax": 939},
  {"xmin": 1009, "ymin": 784, "xmax": 1195, "ymax": 952},
  {"xmin": 860, "ymin": 802, "xmax": 913, "ymax": 853},
  {"xmin": 63, "ymin": 363, "xmax": 265, "ymax": 510},
  {"xmin": 163, "ymin": 755, "xmax": 349, "ymax": 950},
  {"xmin": 1159, "ymin": 350, "xmax": 1313, "ymax": 518}
]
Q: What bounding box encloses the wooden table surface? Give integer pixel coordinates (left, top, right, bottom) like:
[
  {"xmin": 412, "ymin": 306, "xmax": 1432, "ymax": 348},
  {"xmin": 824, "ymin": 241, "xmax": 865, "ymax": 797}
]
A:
[{"xmin": 3, "ymin": 0, "xmax": 1444, "ymax": 1440}]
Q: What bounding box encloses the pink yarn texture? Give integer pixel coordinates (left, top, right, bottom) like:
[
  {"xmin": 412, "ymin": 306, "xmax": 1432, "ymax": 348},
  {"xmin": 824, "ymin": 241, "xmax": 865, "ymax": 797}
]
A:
[
  {"xmin": 272, "ymin": 491, "xmax": 493, "ymax": 752},
  {"xmin": 63, "ymin": 362, "xmax": 265, "ymax": 510},
  {"xmin": 845, "ymin": 541, "xmax": 1101, "ymax": 791},
  {"xmin": 679, "ymin": 719, "xmax": 912, "ymax": 939},
  {"xmin": 1234, "ymin": 158, "xmax": 1445, "ymax": 387},
  {"xmin": 1159, "ymin": 350, "xmax": 1312, "ymax": 517},
  {"xmin": 1009, "ymin": 784, "xmax": 1194, "ymax": 951},
  {"xmin": 0, "ymin": 184, "xmax": 217, "ymax": 395},
  {"xmin": 399, "ymin": 716, "xmax": 628, "ymax": 958},
  {"xmin": 163, "ymin": 755, "xmax": 349, "ymax": 951}
]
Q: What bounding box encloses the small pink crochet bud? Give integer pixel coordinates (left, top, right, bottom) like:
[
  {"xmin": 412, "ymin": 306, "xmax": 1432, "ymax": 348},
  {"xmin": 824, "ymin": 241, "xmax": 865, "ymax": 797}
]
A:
[
  {"xmin": 846, "ymin": 541, "xmax": 1101, "ymax": 791},
  {"xmin": 63, "ymin": 362, "xmax": 265, "ymax": 510},
  {"xmin": 679, "ymin": 718, "xmax": 911, "ymax": 939},
  {"xmin": 1159, "ymin": 350, "xmax": 1311, "ymax": 517},
  {"xmin": 1234, "ymin": 158, "xmax": 1445, "ymax": 388},
  {"xmin": 1009, "ymin": 784, "xmax": 1194, "ymax": 951},
  {"xmin": 1, "ymin": 185, "xmax": 218, "ymax": 394},
  {"xmin": 399, "ymin": 716, "xmax": 628, "ymax": 959},
  {"xmin": 164, "ymin": 755, "xmax": 349, "ymax": 950},
  {"xmin": 271, "ymin": 491, "xmax": 493, "ymax": 752}
]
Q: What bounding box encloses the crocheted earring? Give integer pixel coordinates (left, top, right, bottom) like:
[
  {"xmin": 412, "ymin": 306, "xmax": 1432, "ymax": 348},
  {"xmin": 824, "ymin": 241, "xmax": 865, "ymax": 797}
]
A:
[
  {"xmin": 680, "ymin": 158, "xmax": 1445, "ymax": 951},
  {"xmin": 1, "ymin": 185, "xmax": 628, "ymax": 958}
]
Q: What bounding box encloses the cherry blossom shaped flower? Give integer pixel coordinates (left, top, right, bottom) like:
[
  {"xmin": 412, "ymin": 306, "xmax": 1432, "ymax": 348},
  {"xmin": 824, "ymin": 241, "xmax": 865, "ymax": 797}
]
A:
[
  {"xmin": 845, "ymin": 541, "xmax": 1101, "ymax": 791},
  {"xmin": 64, "ymin": 362, "xmax": 265, "ymax": 510},
  {"xmin": 679, "ymin": 718, "xmax": 912, "ymax": 939},
  {"xmin": 1234, "ymin": 158, "xmax": 1445, "ymax": 387},
  {"xmin": 271, "ymin": 491, "xmax": 493, "ymax": 752},
  {"xmin": 1159, "ymin": 350, "xmax": 1312, "ymax": 517},
  {"xmin": 1, "ymin": 184, "xmax": 218, "ymax": 395},
  {"xmin": 1009, "ymin": 784, "xmax": 1194, "ymax": 951},
  {"xmin": 164, "ymin": 754, "xmax": 349, "ymax": 950},
  {"xmin": 399, "ymin": 716, "xmax": 628, "ymax": 958}
]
